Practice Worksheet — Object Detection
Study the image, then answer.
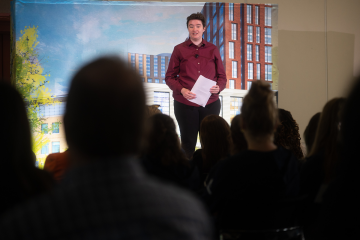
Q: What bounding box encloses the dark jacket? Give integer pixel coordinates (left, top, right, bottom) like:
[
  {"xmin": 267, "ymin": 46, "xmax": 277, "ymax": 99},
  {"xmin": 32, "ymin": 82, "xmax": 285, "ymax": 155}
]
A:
[{"xmin": 206, "ymin": 147, "xmax": 300, "ymax": 229}]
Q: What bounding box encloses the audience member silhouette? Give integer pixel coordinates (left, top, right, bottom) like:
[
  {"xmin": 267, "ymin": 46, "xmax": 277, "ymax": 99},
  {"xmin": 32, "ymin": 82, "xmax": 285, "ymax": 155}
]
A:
[
  {"xmin": 301, "ymin": 98, "xmax": 345, "ymax": 199},
  {"xmin": 303, "ymin": 112, "xmax": 321, "ymax": 156},
  {"xmin": 0, "ymin": 82, "xmax": 54, "ymax": 216},
  {"xmin": 193, "ymin": 114, "xmax": 232, "ymax": 184},
  {"xmin": 300, "ymin": 98, "xmax": 345, "ymax": 237},
  {"xmin": 142, "ymin": 113, "xmax": 200, "ymax": 191},
  {"xmin": 206, "ymin": 80, "xmax": 300, "ymax": 231},
  {"xmin": 313, "ymin": 77, "xmax": 360, "ymax": 240},
  {"xmin": 0, "ymin": 57, "xmax": 212, "ymax": 239},
  {"xmin": 274, "ymin": 108, "xmax": 304, "ymax": 160},
  {"xmin": 230, "ymin": 114, "xmax": 248, "ymax": 155}
]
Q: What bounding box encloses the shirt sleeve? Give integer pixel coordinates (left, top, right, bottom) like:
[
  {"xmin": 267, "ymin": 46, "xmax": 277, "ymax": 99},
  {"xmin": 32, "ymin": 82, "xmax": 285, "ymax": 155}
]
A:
[
  {"xmin": 165, "ymin": 46, "xmax": 184, "ymax": 94},
  {"xmin": 214, "ymin": 47, "xmax": 227, "ymax": 93}
]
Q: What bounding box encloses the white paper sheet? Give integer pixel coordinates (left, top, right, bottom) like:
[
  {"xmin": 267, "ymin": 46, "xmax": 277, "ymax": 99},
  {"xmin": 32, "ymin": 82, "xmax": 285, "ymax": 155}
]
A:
[{"xmin": 188, "ymin": 75, "xmax": 217, "ymax": 107}]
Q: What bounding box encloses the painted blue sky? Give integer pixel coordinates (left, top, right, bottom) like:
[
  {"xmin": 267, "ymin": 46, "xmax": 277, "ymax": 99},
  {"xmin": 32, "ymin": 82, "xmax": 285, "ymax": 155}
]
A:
[{"xmin": 14, "ymin": 0, "xmax": 204, "ymax": 96}]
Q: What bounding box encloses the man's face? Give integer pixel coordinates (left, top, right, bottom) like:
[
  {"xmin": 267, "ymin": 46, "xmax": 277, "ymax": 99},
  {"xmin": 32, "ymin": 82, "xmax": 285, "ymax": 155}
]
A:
[{"xmin": 187, "ymin": 19, "xmax": 205, "ymax": 42}]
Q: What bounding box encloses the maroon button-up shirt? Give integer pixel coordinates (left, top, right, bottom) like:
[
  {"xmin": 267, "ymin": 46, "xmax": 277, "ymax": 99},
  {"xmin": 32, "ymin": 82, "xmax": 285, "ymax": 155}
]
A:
[{"xmin": 165, "ymin": 38, "xmax": 227, "ymax": 107}]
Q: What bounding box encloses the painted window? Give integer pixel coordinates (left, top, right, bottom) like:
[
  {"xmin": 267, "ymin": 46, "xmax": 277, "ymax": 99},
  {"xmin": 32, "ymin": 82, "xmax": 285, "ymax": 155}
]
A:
[
  {"xmin": 231, "ymin": 23, "xmax": 237, "ymax": 40},
  {"xmin": 161, "ymin": 56, "xmax": 165, "ymax": 78},
  {"xmin": 248, "ymin": 26, "xmax": 253, "ymax": 42},
  {"xmin": 219, "ymin": 4, "xmax": 224, "ymax": 26},
  {"xmin": 229, "ymin": 3, "xmax": 234, "ymax": 21},
  {"xmin": 265, "ymin": 46, "xmax": 272, "ymax": 63},
  {"xmin": 247, "ymin": 5, "xmax": 252, "ymax": 23},
  {"xmin": 247, "ymin": 44, "xmax": 252, "ymax": 61},
  {"xmin": 232, "ymin": 61, "xmax": 237, "ymax": 78},
  {"xmin": 146, "ymin": 55, "xmax": 150, "ymax": 77},
  {"xmin": 265, "ymin": 7, "xmax": 272, "ymax": 26},
  {"xmin": 248, "ymin": 63, "xmax": 254, "ymax": 79},
  {"xmin": 230, "ymin": 97, "xmax": 242, "ymax": 122},
  {"xmin": 154, "ymin": 57, "xmax": 158, "ymax": 77},
  {"xmin": 255, "ymin": 6, "xmax": 259, "ymax": 24},
  {"xmin": 41, "ymin": 123, "xmax": 48, "ymax": 134},
  {"xmin": 213, "ymin": 15, "xmax": 217, "ymax": 35},
  {"xmin": 265, "ymin": 28, "xmax": 272, "ymax": 44},
  {"xmin": 229, "ymin": 42, "xmax": 234, "ymax": 59},
  {"xmin": 52, "ymin": 122, "xmax": 59, "ymax": 134},
  {"xmin": 154, "ymin": 92, "xmax": 170, "ymax": 115},
  {"xmin": 207, "ymin": 27, "xmax": 210, "ymax": 42},
  {"xmin": 131, "ymin": 53, "xmax": 135, "ymax": 69},
  {"xmin": 229, "ymin": 79, "xmax": 235, "ymax": 89},
  {"xmin": 41, "ymin": 143, "xmax": 49, "ymax": 155},
  {"xmin": 265, "ymin": 64, "xmax": 272, "ymax": 81},
  {"xmin": 139, "ymin": 55, "xmax": 143, "ymax": 75},
  {"xmin": 219, "ymin": 26, "xmax": 224, "ymax": 44},
  {"xmin": 52, "ymin": 141, "xmax": 60, "ymax": 153}
]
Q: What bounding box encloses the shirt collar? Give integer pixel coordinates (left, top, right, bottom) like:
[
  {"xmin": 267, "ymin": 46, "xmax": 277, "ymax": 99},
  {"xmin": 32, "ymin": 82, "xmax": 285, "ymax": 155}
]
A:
[{"xmin": 186, "ymin": 38, "xmax": 207, "ymax": 47}]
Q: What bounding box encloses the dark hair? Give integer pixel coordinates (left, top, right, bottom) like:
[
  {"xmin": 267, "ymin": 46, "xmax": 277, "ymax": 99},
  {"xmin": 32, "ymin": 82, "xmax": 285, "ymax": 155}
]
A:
[
  {"xmin": 303, "ymin": 112, "xmax": 321, "ymax": 155},
  {"xmin": 230, "ymin": 114, "xmax": 248, "ymax": 155},
  {"xmin": 309, "ymin": 98, "xmax": 345, "ymax": 183},
  {"xmin": 274, "ymin": 109, "xmax": 304, "ymax": 159},
  {"xmin": 186, "ymin": 12, "xmax": 206, "ymax": 28},
  {"xmin": 341, "ymin": 77, "xmax": 360, "ymax": 177},
  {"xmin": 241, "ymin": 80, "xmax": 278, "ymax": 137},
  {"xmin": 200, "ymin": 115, "xmax": 232, "ymax": 172},
  {"xmin": 147, "ymin": 114, "xmax": 188, "ymax": 166},
  {"xmin": 0, "ymin": 83, "xmax": 53, "ymax": 215},
  {"xmin": 64, "ymin": 56, "xmax": 146, "ymax": 158}
]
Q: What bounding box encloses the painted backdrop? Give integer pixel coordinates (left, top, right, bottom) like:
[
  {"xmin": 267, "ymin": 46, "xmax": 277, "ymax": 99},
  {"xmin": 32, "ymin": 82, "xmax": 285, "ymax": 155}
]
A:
[{"xmin": 11, "ymin": 0, "xmax": 278, "ymax": 167}]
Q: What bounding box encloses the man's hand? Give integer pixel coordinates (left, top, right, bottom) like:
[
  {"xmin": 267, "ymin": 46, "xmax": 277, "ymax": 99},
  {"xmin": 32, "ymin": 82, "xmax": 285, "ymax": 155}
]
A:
[
  {"xmin": 181, "ymin": 88, "xmax": 196, "ymax": 100},
  {"xmin": 210, "ymin": 85, "xmax": 219, "ymax": 94}
]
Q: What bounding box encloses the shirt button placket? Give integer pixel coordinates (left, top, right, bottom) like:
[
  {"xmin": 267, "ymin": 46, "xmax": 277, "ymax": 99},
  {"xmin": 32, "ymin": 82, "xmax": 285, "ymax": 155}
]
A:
[{"xmin": 197, "ymin": 48, "xmax": 200, "ymax": 74}]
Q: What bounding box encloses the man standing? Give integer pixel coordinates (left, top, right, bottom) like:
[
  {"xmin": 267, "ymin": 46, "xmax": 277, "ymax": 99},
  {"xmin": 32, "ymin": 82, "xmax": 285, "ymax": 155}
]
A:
[
  {"xmin": 0, "ymin": 57, "xmax": 212, "ymax": 240},
  {"xmin": 166, "ymin": 13, "xmax": 227, "ymax": 158}
]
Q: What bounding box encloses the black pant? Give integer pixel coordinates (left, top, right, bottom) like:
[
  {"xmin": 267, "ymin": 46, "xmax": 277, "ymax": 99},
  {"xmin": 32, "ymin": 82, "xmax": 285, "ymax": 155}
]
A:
[{"xmin": 174, "ymin": 99, "xmax": 221, "ymax": 159}]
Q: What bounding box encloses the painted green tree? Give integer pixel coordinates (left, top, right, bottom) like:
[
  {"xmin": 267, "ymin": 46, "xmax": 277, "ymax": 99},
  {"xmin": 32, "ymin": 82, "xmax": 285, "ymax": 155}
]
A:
[{"xmin": 13, "ymin": 26, "xmax": 60, "ymax": 162}]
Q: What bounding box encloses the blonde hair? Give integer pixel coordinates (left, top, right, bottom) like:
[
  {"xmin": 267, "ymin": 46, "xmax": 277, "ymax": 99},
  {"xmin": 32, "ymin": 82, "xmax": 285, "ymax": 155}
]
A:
[
  {"xmin": 146, "ymin": 105, "xmax": 161, "ymax": 118},
  {"xmin": 241, "ymin": 80, "xmax": 278, "ymax": 137}
]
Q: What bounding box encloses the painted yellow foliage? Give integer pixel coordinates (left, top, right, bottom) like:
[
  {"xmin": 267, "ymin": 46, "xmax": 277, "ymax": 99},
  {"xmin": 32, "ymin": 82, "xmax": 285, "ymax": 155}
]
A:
[
  {"xmin": 14, "ymin": 26, "xmax": 60, "ymax": 159},
  {"xmin": 32, "ymin": 134, "xmax": 50, "ymax": 169}
]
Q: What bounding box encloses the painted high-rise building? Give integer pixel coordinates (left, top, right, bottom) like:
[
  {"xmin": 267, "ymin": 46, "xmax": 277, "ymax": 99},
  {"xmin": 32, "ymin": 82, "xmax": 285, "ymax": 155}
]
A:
[
  {"xmin": 201, "ymin": 2, "xmax": 273, "ymax": 90},
  {"xmin": 127, "ymin": 53, "xmax": 171, "ymax": 84}
]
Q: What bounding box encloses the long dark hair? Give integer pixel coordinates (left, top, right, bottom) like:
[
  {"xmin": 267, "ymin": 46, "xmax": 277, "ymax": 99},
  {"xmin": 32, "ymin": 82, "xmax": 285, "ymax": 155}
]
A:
[
  {"xmin": 308, "ymin": 98, "xmax": 345, "ymax": 183},
  {"xmin": 303, "ymin": 112, "xmax": 321, "ymax": 155},
  {"xmin": 230, "ymin": 114, "xmax": 248, "ymax": 155},
  {"xmin": 0, "ymin": 83, "xmax": 53, "ymax": 215},
  {"xmin": 200, "ymin": 115, "xmax": 232, "ymax": 172},
  {"xmin": 274, "ymin": 109, "xmax": 304, "ymax": 159},
  {"xmin": 147, "ymin": 113, "xmax": 188, "ymax": 166}
]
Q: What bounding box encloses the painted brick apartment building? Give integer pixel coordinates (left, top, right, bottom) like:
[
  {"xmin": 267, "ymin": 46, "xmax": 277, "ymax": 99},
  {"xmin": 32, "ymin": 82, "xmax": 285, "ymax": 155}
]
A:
[{"xmin": 202, "ymin": 2, "xmax": 273, "ymax": 90}]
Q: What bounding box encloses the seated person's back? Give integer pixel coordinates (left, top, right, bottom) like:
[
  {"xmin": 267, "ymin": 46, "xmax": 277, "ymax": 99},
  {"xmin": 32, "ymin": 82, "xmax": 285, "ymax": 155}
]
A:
[
  {"xmin": 0, "ymin": 57, "xmax": 212, "ymax": 240},
  {"xmin": 206, "ymin": 81, "xmax": 300, "ymax": 230}
]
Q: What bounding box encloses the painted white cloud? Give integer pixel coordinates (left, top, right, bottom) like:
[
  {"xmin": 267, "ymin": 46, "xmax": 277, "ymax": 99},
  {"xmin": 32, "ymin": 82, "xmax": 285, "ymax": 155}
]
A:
[
  {"xmin": 54, "ymin": 78, "xmax": 69, "ymax": 96},
  {"xmin": 74, "ymin": 16, "xmax": 102, "ymax": 44}
]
